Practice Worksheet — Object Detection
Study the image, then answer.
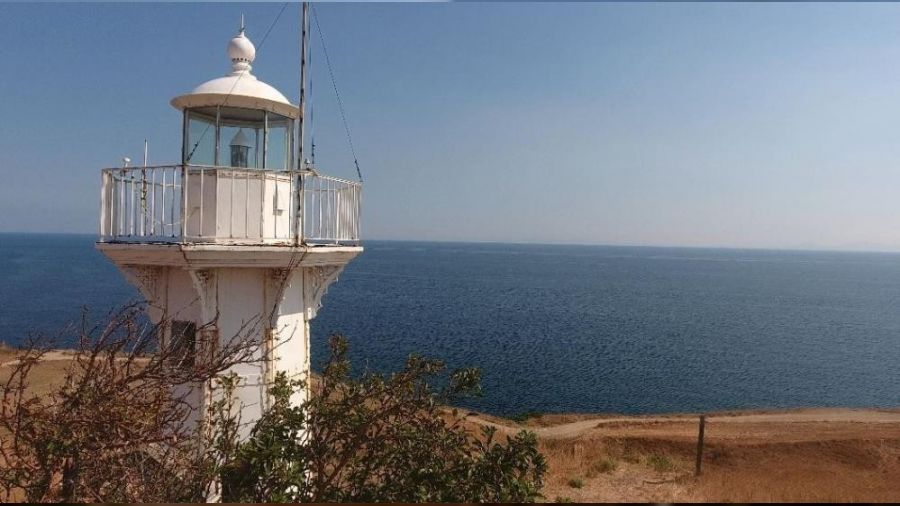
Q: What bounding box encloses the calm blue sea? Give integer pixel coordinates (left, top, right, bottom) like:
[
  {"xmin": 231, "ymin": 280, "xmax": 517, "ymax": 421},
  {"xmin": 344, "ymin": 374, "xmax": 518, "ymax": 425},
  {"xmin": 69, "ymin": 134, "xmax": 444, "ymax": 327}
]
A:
[{"xmin": 1, "ymin": 233, "xmax": 899, "ymax": 416}]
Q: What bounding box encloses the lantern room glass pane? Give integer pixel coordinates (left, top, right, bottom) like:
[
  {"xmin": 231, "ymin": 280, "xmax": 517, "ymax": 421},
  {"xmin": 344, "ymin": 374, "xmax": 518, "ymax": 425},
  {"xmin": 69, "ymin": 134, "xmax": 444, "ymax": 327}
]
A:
[
  {"xmin": 184, "ymin": 111, "xmax": 215, "ymax": 166},
  {"xmin": 266, "ymin": 114, "xmax": 292, "ymax": 171},
  {"xmin": 183, "ymin": 107, "xmax": 293, "ymax": 169}
]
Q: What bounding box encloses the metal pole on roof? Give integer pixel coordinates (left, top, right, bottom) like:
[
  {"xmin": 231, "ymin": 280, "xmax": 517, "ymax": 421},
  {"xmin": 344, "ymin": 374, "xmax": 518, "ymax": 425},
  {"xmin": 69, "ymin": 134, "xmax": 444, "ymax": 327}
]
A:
[
  {"xmin": 295, "ymin": 2, "xmax": 310, "ymax": 246},
  {"xmin": 298, "ymin": 2, "xmax": 309, "ymax": 171}
]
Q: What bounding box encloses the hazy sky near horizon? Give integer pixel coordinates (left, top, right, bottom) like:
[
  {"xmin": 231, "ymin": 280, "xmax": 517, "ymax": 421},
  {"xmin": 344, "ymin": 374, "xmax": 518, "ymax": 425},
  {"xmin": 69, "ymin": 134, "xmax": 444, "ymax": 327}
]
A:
[{"xmin": 4, "ymin": 2, "xmax": 900, "ymax": 251}]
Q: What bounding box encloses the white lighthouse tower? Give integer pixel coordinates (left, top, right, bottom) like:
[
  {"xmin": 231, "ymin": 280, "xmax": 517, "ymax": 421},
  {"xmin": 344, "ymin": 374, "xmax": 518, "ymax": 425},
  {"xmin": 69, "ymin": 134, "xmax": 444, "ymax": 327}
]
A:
[{"xmin": 96, "ymin": 19, "xmax": 362, "ymax": 433}]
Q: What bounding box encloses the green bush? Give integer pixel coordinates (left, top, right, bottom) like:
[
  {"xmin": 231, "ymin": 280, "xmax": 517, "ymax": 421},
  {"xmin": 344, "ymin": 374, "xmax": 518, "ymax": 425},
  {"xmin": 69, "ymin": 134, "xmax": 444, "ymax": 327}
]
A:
[
  {"xmin": 217, "ymin": 335, "xmax": 547, "ymax": 503},
  {"xmin": 567, "ymin": 478, "xmax": 584, "ymax": 489}
]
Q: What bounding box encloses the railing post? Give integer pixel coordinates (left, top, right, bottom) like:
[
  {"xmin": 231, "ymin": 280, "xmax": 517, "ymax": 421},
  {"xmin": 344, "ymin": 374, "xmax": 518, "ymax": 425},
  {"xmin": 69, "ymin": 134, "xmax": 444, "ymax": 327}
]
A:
[
  {"xmin": 99, "ymin": 171, "xmax": 108, "ymax": 240},
  {"xmin": 230, "ymin": 169, "xmax": 235, "ymax": 239},
  {"xmin": 245, "ymin": 170, "xmax": 250, "ymax": 240},
  {"xmin": 119, "ymin": 169, "xmax": 125, "ymax": 239},
  {"xmin": 269, "ymin": 166, "xmax": 281, "ymax": 240},
  {"xmin": 287, "ymin": 171, "xmax": 293, "ymax": 244},
  {"xmin": 320, "ymin": 177, "xmax": 325, "ymax": 242},
  {"xmin": 138, "ymin": 168, "xmax": 145, "ymax": 237},
  {"xmin": 359, "ymin": 184, "xmax": 362, "ymax": 242},
  {"xmin": 334, "ymin": 179, "xmax": 339, "ymax": 245},
  {"xmin": 169, "ymin": 166, "xmax": 176, "ymax": 238},
  {"xmin": 199, "ymin": 167, "xmax": 205, "ymax": 238},
  {"xmin": 150, "ymin": 168, "xmax": 156, "ymax": 236},
  {"xmin": 295, "ymin": 171, "xmax": 304, "ymax": 246},
  {"xmin": 110, "ymin": 170, "xmax": 115, "ymax": 239},
  {"xmin": 128, "ymin": 171, "xmax": 135, "ymax": 237},
  {"xmin": 356, "ymin": 184, "xmax": 361, "ymax": 242},
  {"xmin": 259, "ymin": 170, "xmax": 264, "ymax": 241},
  {"xmin": 161, "ymin": 168, "xmax": 167, "ymax": 235},
  {"xmin": 181, "ymin": 165, "xmax": 189, "ymax": 240}
]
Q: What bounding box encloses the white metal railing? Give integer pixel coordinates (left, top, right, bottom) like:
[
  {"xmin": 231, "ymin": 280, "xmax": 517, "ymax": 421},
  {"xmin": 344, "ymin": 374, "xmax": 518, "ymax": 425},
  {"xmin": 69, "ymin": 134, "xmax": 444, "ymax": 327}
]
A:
[
  {"xmin": 301, "ymin": 171, "xmax": 362, "ymax": 244},
  {"xmin": 99, "ymin": 164, "xmax": 361, "ymax": 245}
]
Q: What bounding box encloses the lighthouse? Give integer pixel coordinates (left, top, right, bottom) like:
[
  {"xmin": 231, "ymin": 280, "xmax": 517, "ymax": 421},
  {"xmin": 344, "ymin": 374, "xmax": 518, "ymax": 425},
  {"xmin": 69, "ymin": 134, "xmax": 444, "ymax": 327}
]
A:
[{"xmin": 96, "ymin": 19, "xmax": 362, "ymax": 435}]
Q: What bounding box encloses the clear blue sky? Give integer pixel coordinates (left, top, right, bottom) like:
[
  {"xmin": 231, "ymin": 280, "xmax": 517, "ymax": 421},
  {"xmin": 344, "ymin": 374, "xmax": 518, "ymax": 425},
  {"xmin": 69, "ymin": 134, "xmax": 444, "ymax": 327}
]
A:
[{"xmin": 4, "ymin": 2, "xmax": 900, "ymax": 251}]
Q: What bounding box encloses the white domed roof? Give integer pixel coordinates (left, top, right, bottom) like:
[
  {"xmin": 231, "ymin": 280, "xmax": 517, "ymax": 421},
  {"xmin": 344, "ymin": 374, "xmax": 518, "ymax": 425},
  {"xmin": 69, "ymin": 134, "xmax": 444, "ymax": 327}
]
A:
[
  {"xmin": 189, "ymin": 73, "xmax": 291, "ymax": 105},
  {"xmin": 171, "ymin": 23, "xmax": 299, "ymax": 119}
]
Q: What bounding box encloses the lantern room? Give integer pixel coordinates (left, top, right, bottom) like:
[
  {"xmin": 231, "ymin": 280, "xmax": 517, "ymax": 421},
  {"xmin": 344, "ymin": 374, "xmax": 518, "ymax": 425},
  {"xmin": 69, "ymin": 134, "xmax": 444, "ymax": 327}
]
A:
[
  {"xmin": 98, "ymin": 18, "xmax": 360, "ymax": 247},
  {"xmin": 171, "ymin": 23, "xmax": 298, "ymax": 170}
]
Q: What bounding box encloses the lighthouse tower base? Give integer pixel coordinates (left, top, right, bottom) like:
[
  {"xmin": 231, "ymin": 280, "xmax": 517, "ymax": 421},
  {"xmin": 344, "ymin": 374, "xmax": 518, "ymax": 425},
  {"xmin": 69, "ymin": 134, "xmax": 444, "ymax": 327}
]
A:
[{"xmin": 97, "ymin": 243, "xmax": 362, "ymax": 437}]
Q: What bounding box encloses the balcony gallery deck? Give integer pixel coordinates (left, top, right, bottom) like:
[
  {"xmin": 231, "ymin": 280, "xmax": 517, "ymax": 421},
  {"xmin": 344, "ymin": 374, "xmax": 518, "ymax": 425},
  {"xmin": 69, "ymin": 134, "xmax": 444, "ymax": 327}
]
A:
[{"xmin": 99, "ymin": 165, "xmax": 361, "ymax": 246}]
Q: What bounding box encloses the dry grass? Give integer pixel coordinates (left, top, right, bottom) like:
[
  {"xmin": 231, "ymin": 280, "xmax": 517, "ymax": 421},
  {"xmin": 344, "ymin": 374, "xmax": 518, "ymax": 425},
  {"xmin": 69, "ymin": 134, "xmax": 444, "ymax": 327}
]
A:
[
  {"xmin": 0, "ymin": 343, "xmax": 17, "ymax": 363},
  {"xmin": 533, "ymin": 423, "xmax": 900, "ymax": 502},
  {"xmin": 0, "ymin": 348, "xmax": 101, "ymax": 397},
  {"xmin": 538, "ymin": 436, "xmax": 693, "ymax": 502},
  {"xmin": 689, "ymin": 440, "xmax": 900, "ymax": 502},
  {"xmin": 586, "ymin": 456, "xmax": 618, "ymax": 477}
]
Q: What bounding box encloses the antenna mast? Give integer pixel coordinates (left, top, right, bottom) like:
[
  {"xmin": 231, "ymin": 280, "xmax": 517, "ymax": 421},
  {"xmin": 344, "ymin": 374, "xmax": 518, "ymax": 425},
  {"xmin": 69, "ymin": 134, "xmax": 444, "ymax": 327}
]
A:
[{"xmin": 297, "ymin": 2, "xmax": 310, "ymax": 170}]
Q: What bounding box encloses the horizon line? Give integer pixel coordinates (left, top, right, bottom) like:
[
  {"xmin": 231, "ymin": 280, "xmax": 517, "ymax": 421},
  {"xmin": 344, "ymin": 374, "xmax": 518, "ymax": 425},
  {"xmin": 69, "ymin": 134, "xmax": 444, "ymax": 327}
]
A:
[{"xmin": 4, "ymin": 230, "xmax": 900, "ymax": 256}]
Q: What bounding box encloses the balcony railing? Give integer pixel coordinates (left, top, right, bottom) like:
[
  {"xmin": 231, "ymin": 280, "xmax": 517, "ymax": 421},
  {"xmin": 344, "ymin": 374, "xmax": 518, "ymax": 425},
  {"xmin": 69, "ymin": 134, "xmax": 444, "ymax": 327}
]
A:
[{"xmin": 99, "ymin": 165, "xmax": 361, "ymax": 245}]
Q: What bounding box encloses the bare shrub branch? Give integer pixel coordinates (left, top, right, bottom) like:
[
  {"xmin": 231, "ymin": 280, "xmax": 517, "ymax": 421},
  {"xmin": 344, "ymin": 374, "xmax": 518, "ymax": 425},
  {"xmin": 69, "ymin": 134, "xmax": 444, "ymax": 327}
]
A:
[{"xmin": 0, "ymin": 304, "xmax": 261, "ymax": 502}]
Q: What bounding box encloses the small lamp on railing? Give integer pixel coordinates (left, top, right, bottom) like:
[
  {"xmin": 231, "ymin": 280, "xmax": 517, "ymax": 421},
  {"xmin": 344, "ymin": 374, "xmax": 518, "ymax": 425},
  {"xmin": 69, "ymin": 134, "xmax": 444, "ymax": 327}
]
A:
[
  {"xmin": 303, "ymin": 158, "xmax": 319, "ymax": 175},
  {"xmin": 229, "ymin": 129, "xmax": 252, "ymax": 168}
]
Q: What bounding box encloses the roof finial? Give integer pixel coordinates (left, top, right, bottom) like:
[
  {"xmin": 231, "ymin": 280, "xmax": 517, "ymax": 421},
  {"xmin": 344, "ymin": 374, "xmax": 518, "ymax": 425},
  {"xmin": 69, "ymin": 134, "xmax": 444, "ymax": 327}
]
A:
[{"xmin": 228, "ymin": 15, "xmax": 256, "ymax": 74}]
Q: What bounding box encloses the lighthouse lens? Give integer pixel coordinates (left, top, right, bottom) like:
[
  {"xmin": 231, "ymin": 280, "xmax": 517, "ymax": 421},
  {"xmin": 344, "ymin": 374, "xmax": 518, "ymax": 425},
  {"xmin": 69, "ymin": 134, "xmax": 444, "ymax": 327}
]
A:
[{"xmin": 221, "ymin": 125, "xmax": 259, "ymax": 169}]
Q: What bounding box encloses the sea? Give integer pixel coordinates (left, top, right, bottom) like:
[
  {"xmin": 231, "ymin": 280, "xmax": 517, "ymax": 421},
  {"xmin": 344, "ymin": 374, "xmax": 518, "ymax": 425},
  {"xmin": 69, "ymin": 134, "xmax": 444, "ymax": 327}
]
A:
[{"xmin": 1, "ymin": 233, "xmax": 899, "ymax": 417}]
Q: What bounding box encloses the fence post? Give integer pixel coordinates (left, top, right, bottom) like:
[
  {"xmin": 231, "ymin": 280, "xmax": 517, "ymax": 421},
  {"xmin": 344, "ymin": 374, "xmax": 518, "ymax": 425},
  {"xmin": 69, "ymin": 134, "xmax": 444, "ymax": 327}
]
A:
[{"xmin": 695, "ymin": 414, "xmax": 706, "ymax": 477}]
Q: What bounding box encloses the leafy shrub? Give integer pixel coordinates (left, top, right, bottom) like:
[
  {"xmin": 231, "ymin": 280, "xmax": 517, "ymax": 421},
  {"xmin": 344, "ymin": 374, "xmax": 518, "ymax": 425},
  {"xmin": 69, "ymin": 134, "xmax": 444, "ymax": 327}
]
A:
[
  {"xmin": 0, "ymin": 305, "xmax": 261, "ymax": 502},
  {"xmin": 567, "ymin": 477, "xmax": 584, "ymax": 489},
  {"xmin": 218, "ymin": 335, "xmax": 547, "ymax": 503}
]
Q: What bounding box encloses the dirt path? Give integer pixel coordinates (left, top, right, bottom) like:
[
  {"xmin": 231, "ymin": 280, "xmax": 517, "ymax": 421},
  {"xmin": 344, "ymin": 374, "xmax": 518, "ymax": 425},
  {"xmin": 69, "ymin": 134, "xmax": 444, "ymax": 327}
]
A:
[{"xmin": 469, "ymin": 407, "xmax": 900, "ymax": 440}]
